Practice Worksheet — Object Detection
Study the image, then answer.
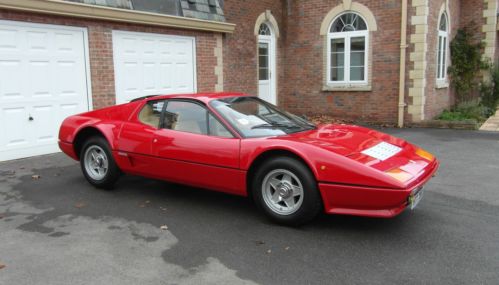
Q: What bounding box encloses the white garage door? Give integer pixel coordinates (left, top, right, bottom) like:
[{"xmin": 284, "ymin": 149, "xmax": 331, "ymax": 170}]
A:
[
  {"xmin": 0, "ymin": 20, "xmax": 91, "ymax": 161},
  {"xmin": 113, "ymin": 30, "xmax": 196, "ymax": 104}
]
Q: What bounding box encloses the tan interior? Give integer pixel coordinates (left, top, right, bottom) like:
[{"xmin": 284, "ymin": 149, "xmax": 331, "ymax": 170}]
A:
[
  {"xmin": 174, "ymin": 120, "xmax": 202, "ymax": 134},
  {"xmin": 138, "ymin": 104, "xmax": 160, "ymax": 128}
]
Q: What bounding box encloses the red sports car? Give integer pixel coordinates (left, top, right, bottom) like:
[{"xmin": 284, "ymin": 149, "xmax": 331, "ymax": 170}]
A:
[{"xmin": 59, "ymin": 93, "xmax": 438, "ymax": 225}]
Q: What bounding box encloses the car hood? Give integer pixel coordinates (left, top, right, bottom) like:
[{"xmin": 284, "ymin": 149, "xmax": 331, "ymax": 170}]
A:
[
  {"xmin": 285, "ymin": 124, "xmax": 406, "ymax": 157},
  {"xmin": 278, "ymin": 124, "xmax": 436, "ymax": 188}
]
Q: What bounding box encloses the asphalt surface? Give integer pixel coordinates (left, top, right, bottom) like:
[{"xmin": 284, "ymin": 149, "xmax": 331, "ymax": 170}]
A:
[{"xmin": 0, "ymin": 128, "xmax": 498, "ymax": 285}]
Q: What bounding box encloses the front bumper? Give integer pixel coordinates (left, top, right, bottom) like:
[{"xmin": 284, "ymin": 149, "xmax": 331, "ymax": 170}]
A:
[{"xmin": 319, "ymin": 160, "xmax": 439, "ymax": 218}]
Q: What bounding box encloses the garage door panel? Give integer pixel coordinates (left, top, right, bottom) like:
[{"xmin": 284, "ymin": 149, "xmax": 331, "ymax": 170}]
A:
[
  {"xmin": 0, "ymin": 20, "xmax": 90, "ymax": 161},
  {"xmin": 31, "ymin": 104, "xmax": 57, "ymax": 144},
  {"xmin": 28, "ymin": 60, "xmax": 52, "ymax": 98},
  {"xmin": 1, "ymin": 106, "xmax": 30, "ymax": 148},
  {"xmin": 159, "ymin": 62, "xmax": 173, "ymax": 92},
  {"xmin": 141, "ymin": 38, "xmax": 155, "ymax": 55},
  {"xmin": 113, "ymin": 31, "xmax": 196, "ymax": 104},
  {"xmin": 54, "ymin": 60, "xmax": 86, "ymax": 96},
  {"xmin": 0, "ymin": 59, "xmax": 25, "ymax": 100},
  {"xmin": 26, "ymin": 30, "xmax": 50, "ymax": 52},
  {"xmin": 54, "ymin": 32, "xmax": 78, "ymax": 53},
  {"xmin": 0, "ymin": 28, "xmax": 18, "ymax": 51}
]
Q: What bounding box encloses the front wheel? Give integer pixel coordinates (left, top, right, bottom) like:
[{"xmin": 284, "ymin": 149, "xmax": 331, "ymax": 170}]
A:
[
  {"xmin": 252, "ymin": 157, "xmax": 322, "ymax": 226},
  {"xmin": 80, "ymin": 136, "xmax": 121, "ymax": 189}
]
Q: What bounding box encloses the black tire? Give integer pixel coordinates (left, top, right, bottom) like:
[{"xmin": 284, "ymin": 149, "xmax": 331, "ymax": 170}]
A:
[
  {"xmin": 252, "ymin": 156, "xmax": 322, "ymax": 226},
  {"xmin": 79, "ymin": 136, "xmax": 121, "ymax": 190}
]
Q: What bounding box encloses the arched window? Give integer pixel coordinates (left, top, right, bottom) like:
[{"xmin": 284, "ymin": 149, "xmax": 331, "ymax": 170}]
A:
[
  {"xmin": 437, "ymin": 13, "xmax": 449, "ymax": 81},
  {"xmin": 259, "ymin": 23, "xmax": 271, "ymax": 36},
  {"xmin": 328, "ymin": 12, "xmax": 368, "ymax": 84}
]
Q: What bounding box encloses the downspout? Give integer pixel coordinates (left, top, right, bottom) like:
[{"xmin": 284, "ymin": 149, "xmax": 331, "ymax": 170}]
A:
[{"xmin": 398, "ymin": 0, "xmax": 408, "ymax": 128}]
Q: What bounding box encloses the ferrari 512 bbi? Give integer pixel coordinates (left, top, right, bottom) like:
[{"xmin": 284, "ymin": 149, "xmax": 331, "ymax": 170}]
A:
[{"xmin": 59, "ymin": 93, "xmax": 439, "ymax": 225}]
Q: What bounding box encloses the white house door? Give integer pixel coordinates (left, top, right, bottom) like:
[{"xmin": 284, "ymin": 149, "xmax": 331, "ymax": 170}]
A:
[
  {"xmin": 0, "ymin": 20, "xmax": 91, "ymax": 161},
  {"xmin": 258, "ymin": 23, "xmax": 276, "ymax": 105},
  {"xmin": 112, "ymin": 31, "xmax": 196, "ymax": 104}
]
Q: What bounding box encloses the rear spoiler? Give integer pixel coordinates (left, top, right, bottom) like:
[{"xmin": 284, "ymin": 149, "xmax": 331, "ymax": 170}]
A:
[{"xmin": 130, "ymin": 95, "xmax": 160, "ymax": 102}]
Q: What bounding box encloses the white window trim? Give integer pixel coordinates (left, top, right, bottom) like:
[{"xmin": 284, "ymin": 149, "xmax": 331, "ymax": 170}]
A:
[
  {"xmin": 326, "ymin": 21, "xmax": 369, "ymax": 87},
  {"xmin": 436, "ymin": 14, "xmax": 449, "ymax": 86}
]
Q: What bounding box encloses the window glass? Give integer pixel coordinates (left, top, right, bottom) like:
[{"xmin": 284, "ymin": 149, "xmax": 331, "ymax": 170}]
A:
[
  {"xmin": 138, "ymin": 100, "xmax": 164, "ymax": 128},
  {"xmin": 328, "ymin": 12, "xmax": 368, "ymax": 84},
  {"xmin": 259, "ymin": 43, "xmax": 269, "ymax": 80},
  {"xmin": 331, "ymin": 38, "xmax": 345, "ymax": 81},
  {"xmin": 208, "ymin": 114, "xmax": 233, "ymax": 138},
  {"xmin": 210, "ymin": 97, "xmax": 316, "ymax": 138},
  {"xmin": 331, "ymin": 13, "xmax": 367, "ymax": 33},
  {"xmin": 259, "ymin": 23, "xmax": 271, "ymax": 36},
  {"xmin": 350, "ymin": 37, "xmax": 365, "ymax": 81},
  {"xmin": 437, "ymin": 13, "xmax": 448, "ymax": 81},
  {"xmin": 163, "ymin": 101, "xmax": 207, "ymax": 135},
  {"xmin": 437, "ymin": 37, "xmax": 443, "ymax": 78},
  {"xmin": 439, "ymin": 13, "xmax": 447, "ymax": 31}
]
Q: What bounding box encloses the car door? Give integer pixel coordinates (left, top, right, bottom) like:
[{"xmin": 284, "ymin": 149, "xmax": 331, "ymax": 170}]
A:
[
  {"xmin": 116, "ymin": 99, "xmax": 165, "ymax": 175},
  {"xmin": 151, "ymin": 100, "xmax": 245, "ymax": 195}
]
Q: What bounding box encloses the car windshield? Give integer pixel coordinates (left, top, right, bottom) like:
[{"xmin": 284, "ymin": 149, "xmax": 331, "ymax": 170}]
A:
[{"xmin": 210, "ymin": 96, "xmax": 316, "ymax": 138}]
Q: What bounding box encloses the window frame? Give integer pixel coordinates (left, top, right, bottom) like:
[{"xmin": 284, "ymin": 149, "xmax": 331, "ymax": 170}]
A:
[
  {"xmin": 326, "ymin": 12, "xmax": 369, "ymax": 86},
  {"xmin": 436, "ymin": 12, "xmax": 449, "ymax": 83},
  {"xmin": 157, "ymin": 99, "xmax": 236, "ymax": 138}
]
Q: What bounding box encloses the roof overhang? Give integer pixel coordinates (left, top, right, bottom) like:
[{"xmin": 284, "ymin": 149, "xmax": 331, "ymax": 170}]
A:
[{"xmin": 0, "ymin": 0, "xmax": 235, "ymax": 33}]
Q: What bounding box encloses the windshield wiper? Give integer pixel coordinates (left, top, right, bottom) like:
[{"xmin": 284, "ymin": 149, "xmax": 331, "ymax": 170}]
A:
[{"xmin": 251, "ymin": 123, "xmax": 301, "ymax": 130}]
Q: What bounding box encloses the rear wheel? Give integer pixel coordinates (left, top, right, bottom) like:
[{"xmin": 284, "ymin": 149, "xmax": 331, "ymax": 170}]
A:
[
  {"xmin": 252, "ymin": 156, "xmax": 322, "ymax": 226},
  {"xmin": 80, "ymin": 136, "xmax": 121, "ymax": 189}
]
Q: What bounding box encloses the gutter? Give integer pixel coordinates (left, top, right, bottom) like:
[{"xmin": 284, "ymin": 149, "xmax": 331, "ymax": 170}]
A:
[
  {"xmin": 0, "ymin": 0, "xmax": 235, "ymax": 34},
  {"xmin": 398, "ymin": 0, "xmax": 408, "ymax": 128}
]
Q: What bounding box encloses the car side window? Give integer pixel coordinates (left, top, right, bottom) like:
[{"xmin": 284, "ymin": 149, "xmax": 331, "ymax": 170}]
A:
[
  {"xmin": 163, "ymin": 101, "xmax": 208, "ymax": 135},
  {"xmin": 138, "ymin": 100, "xmax": 164, "ymax": 128},
  {"xmin": 162, "ymin": 100, "xmax": 234, "ymax": 138},
  {"xmin": 208, "ymin": 114, "xmax": 233, "ymax": 138}
]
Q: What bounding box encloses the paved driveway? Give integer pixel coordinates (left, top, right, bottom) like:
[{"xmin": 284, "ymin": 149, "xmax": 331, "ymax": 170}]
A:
[{"xmin": 1, "ymin": 128, "xmax": 498, "ymax": 285}]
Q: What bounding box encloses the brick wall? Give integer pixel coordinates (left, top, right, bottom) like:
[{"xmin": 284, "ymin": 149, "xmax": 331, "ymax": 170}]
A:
[
  {"xmin": 276, "ymin": 0, "xmax": 403, "ymax": 124},
  {"xmin": 0, "ymin": 9, "xmax": 220, "ymax": 110},
  {"xmin": 224, "ymin": 0, "xmax": 461, "ymax": 124},
  {"xmin": 223, "ymin": 0, "xmax": 284, "ymax": 97},
  {"xmin": 423, "ymin": 0, "xmax": 460, "ymax": 120},
  {"xmin": 460, "ymin": 0, "xmax": 485, "ymax": 43}
]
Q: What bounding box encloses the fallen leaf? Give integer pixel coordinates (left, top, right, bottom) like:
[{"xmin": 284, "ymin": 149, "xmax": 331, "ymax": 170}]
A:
[
  {"xmin": 160, "ymin": 225, "xmax": 168, "ymax": 230},
  {"xmin": 145, "ymin": 200, "xmax": 151, "ymax": 204},
  {"xmin": 159, "ymin": 207, "xmax": 167, "ymax": 211},
  {"xmin": 254, "ymin": 240, "xmax": 265, "ymax": 246},
  {"xmin": 138, "ymin": 204, "xmax": 146, "ymax": 208},
  {"xmin": 0, "ymin": 263, "xmax": 5, "ymax": 270},
  {"xmin": 74, "ymin": 202, "xmax": 86, "ymax": 209},
  {"xmin": 285, "ymin": 246, "xmax": 290, "ymax": 251},
  {"xmin": 31, "ymin": 175, "xmax": 41, "ymax": 180},
  {"xmin": 266, "ymin": 249, "xmax": 272, "ymax": 254}
]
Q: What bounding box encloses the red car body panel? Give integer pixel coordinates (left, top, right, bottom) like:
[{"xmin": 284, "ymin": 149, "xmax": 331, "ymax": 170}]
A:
[{"xmin": 58, "ymin": 92, "xmax": 439, "ymax": 218}]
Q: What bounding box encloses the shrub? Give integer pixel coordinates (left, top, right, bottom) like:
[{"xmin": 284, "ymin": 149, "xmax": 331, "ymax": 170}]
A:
[
  {"xmin": 437, "ymin": 100, "xmax": 491, "ymax": 122},
  {"xmin": 448, "ymin": 26, "xmax": 487, "ymax": 103},
  {"xmin": 479, "ymin": 82, "xmax": 496, "ymax": 117}
]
